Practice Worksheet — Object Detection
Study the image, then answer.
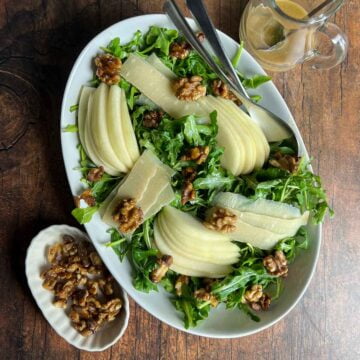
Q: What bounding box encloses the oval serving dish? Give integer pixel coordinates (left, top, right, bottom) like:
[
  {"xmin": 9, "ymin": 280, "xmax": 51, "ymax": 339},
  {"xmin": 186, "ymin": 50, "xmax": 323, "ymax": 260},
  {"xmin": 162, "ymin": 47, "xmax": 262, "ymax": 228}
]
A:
[
  {"xmin": 25, "ymin": 225, "xmax": 130, "ymax": 351},
  {"xmin": 60, "ymin": 14, "xmax": 321, "ymax": 338}
]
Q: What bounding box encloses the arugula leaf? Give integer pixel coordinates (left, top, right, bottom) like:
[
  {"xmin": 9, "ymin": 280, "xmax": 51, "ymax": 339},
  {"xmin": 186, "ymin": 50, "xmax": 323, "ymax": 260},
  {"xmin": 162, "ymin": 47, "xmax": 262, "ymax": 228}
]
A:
[
  {"xmin": 62, "ymin": 124, "xmax": 78, "ymax": 132},
  {"xmin": 71, "ymin": 206, "xmax": 99, "ymax": 224},
  {"xmin": 242, "ymin": 74, "xmax": 272, "ymax": 89},
  {"xmin": 69, "ymin": 104, "xmax": 79, "ymax": 112},
  {"xmin": 231, "ymin": 42, "xmax": 244, "ymax": 68},
  {"xmin": 106, "ymin": 228, "xmax": 129, "ymax": 261},
  {"xmin": 140, "ymin": 26, "xmax": 179, "ymax": 56}
]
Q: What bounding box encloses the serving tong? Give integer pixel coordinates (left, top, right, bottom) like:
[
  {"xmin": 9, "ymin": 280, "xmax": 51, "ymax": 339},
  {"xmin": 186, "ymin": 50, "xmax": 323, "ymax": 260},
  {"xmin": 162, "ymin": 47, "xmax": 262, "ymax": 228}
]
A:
[{"xmin": 163, "ymin": 0, "xmax": 300, "ymax": 154}]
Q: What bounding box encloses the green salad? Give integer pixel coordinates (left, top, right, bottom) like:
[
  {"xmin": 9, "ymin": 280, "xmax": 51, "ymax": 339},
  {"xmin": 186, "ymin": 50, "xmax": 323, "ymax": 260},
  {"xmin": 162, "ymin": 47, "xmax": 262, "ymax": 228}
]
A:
[{"xmin": 66, "ymin": 26, "xmax": 333, "ymax": 329}]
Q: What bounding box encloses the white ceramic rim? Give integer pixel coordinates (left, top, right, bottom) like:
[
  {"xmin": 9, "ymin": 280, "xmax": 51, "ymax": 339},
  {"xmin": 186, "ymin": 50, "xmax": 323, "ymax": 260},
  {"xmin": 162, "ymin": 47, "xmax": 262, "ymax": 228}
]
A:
[{"xmin": 60, "ymin": 14, "xmax": 321, "ymax": 339}]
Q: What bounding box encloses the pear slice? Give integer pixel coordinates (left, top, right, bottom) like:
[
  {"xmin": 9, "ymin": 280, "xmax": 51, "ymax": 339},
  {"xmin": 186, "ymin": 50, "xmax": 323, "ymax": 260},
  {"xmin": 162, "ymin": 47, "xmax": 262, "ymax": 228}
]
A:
[
  {"xmin": 83, "ymin": 92, "xmax": 121, "ymax": 176},
  {"xmin": 120, "ymin": 88, "xmax": 140, "ymax": 164},
  {"xmin": 157, "ymin": 214, "xmax": 239, "ymax": 264},
  {"xmin": 161, "ymin": 206, "xmax": 230, "ymax": 242},
  {"xmin": 107, "ymin": 85, "xmax": 133, "ymax": 169},
  {"xmin": 78, "ymin": 86, "xmax": 95, "ymax": 154},
  {"xmin": 90, "ymin": 83, "xmax": 128, "ymax": 173},
  {"xmin": 213, "ymin": 192, "xmax": 302, "ymax": 219},
  {"xmin": 154, "ymin": 219, "xmax": 233, "ymax": 277},
  {"xmin": 235, "ymin": 210, "xmax": 309, "ymax": 235}
]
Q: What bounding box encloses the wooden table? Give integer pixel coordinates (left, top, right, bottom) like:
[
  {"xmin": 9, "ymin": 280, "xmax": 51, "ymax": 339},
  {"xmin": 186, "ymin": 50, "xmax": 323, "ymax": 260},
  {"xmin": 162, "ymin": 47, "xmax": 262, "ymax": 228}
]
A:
[{"xmin": 1, "ymin": 1, "xmax": 359, "ymax": 359}]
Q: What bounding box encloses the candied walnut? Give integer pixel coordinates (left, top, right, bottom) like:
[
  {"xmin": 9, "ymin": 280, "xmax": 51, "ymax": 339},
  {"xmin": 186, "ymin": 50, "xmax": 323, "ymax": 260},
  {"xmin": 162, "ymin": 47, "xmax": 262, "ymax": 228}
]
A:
[
  {"xmin": 181, "ymin": 181, "xmax": 196, "ymax": 205},
  {"xmin": 259, "ymin": 293, "xmax": 271, "ymax": 310},
  {"xmin": 72, "ymin": 289, "xmax": 89, "ymax": 307},
  {"xmin": 203, "ymin": 207, "xmax": 237, "ymax": 233},
  {"xmin": 175, "ymin": 275, "xmax": 189, "ymax": 296},
  {"xmin": 77, "ymin": 189, "xmax": 96, "ymax": 207},
  {"xmin": 42, "ymin": 277, "xmax": 57, "ymax": 291},
  {"xmin": 112, "ymin": 198, "xmax": 143, "ymax": 233},
  {"xmin": 182, "ymin": 167, "xmax": 197, "ymax": 182},
  {"xmin": 181, "ymin": 146, "xmax": 210, "ymax": 165},
  {"xmin": 170, "ymin": 41, "xmax": 191, "ymax": 59},
  {"xmin": 269, "ymin": 152, "xmax": 300, "ymax": 173},
  {"xmin": 47, "ymin": 243, "xmax": 62, "ymax": 264},
  {"xmin": 143, "ymin": 110, "xmax": 164, "ymax": 128},
  {"xmin": 244, "ymin": 284, "xmax": 263, "ymax": 303},
  {"xmin": 87, "ymin": 166, "xmax": 104, "ymax": 182},
  {"xmin": 263, "ymin": 250, "xmax": 288, "ymax": 277},
  {"xmin": 202, "ymin": 278, "xmax": 216, "ymax": 292},
  {"xmin": 89, "ymin": 252, "xmax": 102, "ymax": 266},
  {"xmin": 53, "ymin": 297, "xmax": 67, "ymax": 309},
  {"xmin": 94, "ymin": 53, "xmax": 122, "ymax": 85},
  {"xmin": 173, "ymin": 76, "xmax": 206, "ymax": 101},
  {"xmin": 150, "ymin": 255, "xmax": 173, "ymax": 283},
  {"xmin": 212, "ymin": 79, "xmax": 241, "ymax": 105},
  {"xmin": 194, "ymin": 289, "xmax": 219, "ymax": 307}
]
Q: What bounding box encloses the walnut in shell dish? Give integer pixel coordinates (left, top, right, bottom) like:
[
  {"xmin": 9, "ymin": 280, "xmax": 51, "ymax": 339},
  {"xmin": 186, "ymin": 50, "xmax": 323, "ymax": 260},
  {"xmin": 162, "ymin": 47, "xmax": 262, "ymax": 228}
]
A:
[{"xmin": 25, "ymin": 225, "xmax": 129, "ymax": 351}]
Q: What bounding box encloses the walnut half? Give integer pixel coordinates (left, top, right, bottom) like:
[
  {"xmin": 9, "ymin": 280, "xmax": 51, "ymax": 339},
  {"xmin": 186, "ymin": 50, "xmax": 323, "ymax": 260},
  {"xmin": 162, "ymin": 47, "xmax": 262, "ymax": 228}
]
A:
[
  {"xmin": 112, "ymin": 198, "xmax": 143, "ymax": 233},
  {"xmin": 203, "ymin": 207, "xmax": 237, "ymax": 233},
  {"xmin": 173, "ymin": 76, "xmax": 206, "ymax": 101},
  {"xmin": 95, "ymin": 54, "xmax": 122, "ymax": 85},
  {"xmin": 150, "ymin": 255, "xmax": 173, "ymax": 283}
]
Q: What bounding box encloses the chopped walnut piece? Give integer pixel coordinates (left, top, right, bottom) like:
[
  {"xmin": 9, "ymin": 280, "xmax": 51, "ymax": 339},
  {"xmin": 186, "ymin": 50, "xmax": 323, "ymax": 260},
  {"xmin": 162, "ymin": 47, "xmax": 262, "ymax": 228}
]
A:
[
  {"xmin": 181, "ymin": 181, "xmax": 196, "ymax": 205},
  {"xmin": 47, "ymin": 243, "xmax": 62, "ymax": 264},
  {"xmin": 150, "ymin": 255, "xmax": 173, "ymax": 283},
  {"xmin": 269, "ymin": 152, "xmax": 300, "ymax": 173},
  {"xmin": 212, "ymin": 79, "xmax": 241, "ymax": 105},
  {"xmin": 112, "ymin": 198, "xmax": 143, "ymax": 233},
  {"xmin": 259, "ymin": 293, "xmax": 271, "ymax": 310},
  {"xmin": 94, "ymin": 54, "xmax": 122, "ymax": 85},
  {"xmin": 181, "ymin": 146, "xmax": 210, "ymax": 164},
  {"xmin": 87, "ymin": 166, "xmax": 104, "ymax": 182},
  {"xmin": 77, "ymin": 189, "xmax": 96, "ymax": 207},
  {"xmin": 173, "ymin": 76, "xmax": 206, "ymax": 101},
  {"xmin": 182, "ymin": 167, "xmax": 197, "ymax": 182},
  {"xmin": 202, "ymin": 278, "xmax": 216, "ymax": 292},
  {"xmin": 203, "ymin": 207, "xmax": 237, "ymax": 233},
  {"xmin": 143, "ymin": 110, "xmax": 164, "ymax": 128},
  {"xmin": 263, "ymin": 250, "xmax": 288, "ymax": 277},
  {"xmin": 244, "ymin": 284, "xmax": 263, "ymax": 303},
  {"xmin": 175, "ymin": 275, "xmax": 189, "ymax": 296},
  {"xmin": 53, "ymin": 297, "xmax": 67, "ymax": 309},
  {"xmin": 194, "ymin": 289, "xmax": 219, "ymax": 307},
  {"xmin": 170, "ymin": 41, "xmax": 191, "ymax": 59}
]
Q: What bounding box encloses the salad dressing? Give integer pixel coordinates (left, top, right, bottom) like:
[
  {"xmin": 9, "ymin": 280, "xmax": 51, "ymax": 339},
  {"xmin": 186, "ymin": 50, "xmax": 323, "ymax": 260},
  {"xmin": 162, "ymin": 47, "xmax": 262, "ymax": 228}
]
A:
[{"xmin": 244, "ymin": 0, "xmax": 316, "ymax": 71}]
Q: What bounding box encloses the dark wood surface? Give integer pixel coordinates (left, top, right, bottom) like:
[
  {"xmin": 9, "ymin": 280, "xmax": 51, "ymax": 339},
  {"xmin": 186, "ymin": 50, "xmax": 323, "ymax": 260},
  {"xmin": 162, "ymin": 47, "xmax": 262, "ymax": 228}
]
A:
[{"xmin": 1, "ymin": 0, "xmax": 359, "ymax": 359}]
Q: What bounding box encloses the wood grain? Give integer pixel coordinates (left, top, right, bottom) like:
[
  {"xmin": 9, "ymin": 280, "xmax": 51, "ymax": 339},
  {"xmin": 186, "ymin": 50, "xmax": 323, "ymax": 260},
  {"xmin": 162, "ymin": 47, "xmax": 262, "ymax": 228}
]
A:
[{"xmin": 0, "ymin": 0, "xmax": 359, "ymax": 359}]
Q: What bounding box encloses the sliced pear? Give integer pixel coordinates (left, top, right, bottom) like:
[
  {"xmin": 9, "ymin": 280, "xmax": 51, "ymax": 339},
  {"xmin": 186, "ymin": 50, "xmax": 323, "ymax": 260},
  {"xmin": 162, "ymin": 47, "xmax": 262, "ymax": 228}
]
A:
[
  {"xmin": 78, "ymin": 86, "xmax": 95, "ymax": 154},
  {"xmin": 120, "ymin": 88, "xmax": 140, "ymax": 163},
  {"xmin": 154, "ymin": 219, "xmax": 233, "ymax": 277},
  {"xmin": 206, "ymin": 97, "xmax": 251, "ymax": 174},
  {"xmin": 107, "ymin": 85, "xmax": 133, "ymax": 169},
  {"xmin": 213, "ymin": 192, "xmax": 302, "ymax": 219},
  {"xmin": 210, "ymin": 97, "xmax": 259, "ymax": 173},
  {"xmin": 230, "ymin": 218, "xmax": 286, "ymax": 250},
  {"xmin": 235, "ymin": 210, "xmax": 309, "ymax": 235},
  {"xmin": 83, "ymin": 92, "xmax": 121, "ymax": 176},
  {"xmin": 90, "ymin": 83, "xmax": 128, "ymax": 173},
  {"xmin": 157, "ymin": 215, "xmax": 239, "ymax": 264},
  {"xmin": 162, "ymin": 206, "xmax": 230, "ymax": 242}
]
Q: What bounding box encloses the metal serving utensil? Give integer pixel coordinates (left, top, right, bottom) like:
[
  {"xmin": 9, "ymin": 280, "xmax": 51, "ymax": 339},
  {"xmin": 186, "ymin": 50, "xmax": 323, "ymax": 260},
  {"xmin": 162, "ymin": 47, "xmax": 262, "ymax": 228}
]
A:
[{"xmin": 164, "ymin": 0, "xmax": 300, "ymax": 153}]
